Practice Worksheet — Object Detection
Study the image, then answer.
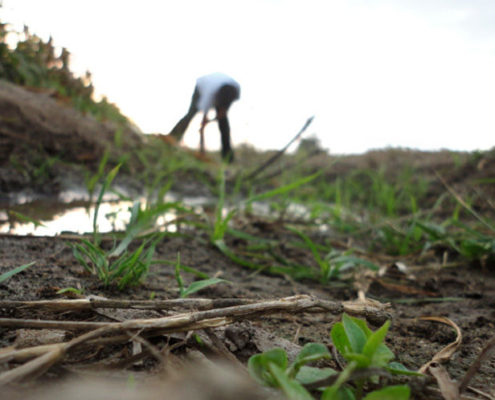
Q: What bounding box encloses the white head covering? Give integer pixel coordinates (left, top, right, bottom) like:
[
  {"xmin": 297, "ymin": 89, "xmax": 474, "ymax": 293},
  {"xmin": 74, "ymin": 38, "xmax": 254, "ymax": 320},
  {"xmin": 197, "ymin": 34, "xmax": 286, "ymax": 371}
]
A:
[{"xmin": 195, "ymin": 72, "xmax": 240, "ymax": 112}]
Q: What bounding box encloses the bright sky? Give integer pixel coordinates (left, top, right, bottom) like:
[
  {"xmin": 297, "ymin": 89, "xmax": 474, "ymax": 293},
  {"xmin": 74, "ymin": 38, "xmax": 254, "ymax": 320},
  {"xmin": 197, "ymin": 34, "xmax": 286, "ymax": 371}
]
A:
[{"xmin": 2, "ymin": 0, "xmax": 494, "ymax": 154}]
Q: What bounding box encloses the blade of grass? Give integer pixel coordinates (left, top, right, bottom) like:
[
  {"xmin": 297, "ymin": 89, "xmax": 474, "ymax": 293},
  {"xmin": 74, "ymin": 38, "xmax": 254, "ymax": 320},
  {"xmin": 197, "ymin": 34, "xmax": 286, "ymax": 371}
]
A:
[
  {"xmin": 0, "ymin": 262, "xmax": 35, "ymax": 283},
  {"xmin": 246, "ymin": 171, "xmax": 321, "ymax": 205},
  {"xmin": 93, "ymin": 163, "xmax": 121, "ymax": 244}
]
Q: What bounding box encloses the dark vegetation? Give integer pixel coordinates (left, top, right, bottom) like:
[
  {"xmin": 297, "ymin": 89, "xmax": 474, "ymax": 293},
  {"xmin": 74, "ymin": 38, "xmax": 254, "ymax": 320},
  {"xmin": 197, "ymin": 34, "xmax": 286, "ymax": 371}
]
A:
[{"xmin": 1, "ymin": 20, "xmax": 495, "ymax": 400}]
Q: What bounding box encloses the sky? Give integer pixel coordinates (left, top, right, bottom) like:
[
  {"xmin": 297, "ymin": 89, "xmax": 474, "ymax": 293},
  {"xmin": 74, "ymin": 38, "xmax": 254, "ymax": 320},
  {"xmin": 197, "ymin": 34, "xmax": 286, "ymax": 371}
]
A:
[{"xmin": 1, "ymin": 0, "xmax": 495, "ymax": 154}]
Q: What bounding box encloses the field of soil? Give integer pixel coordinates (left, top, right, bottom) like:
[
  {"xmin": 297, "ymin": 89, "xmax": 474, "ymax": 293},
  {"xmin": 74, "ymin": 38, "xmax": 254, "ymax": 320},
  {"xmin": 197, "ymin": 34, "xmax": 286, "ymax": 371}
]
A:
[{"xmin": 0, "ymin": 81, "xmax": 494, "ymax": 399}]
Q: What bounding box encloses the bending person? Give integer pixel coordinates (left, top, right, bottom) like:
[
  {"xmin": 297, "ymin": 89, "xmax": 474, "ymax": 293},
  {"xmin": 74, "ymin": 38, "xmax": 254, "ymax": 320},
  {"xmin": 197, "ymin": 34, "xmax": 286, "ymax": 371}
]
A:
[{"xmin": 169, "ymin": 72, "xmax": 240, "ymax": 163}]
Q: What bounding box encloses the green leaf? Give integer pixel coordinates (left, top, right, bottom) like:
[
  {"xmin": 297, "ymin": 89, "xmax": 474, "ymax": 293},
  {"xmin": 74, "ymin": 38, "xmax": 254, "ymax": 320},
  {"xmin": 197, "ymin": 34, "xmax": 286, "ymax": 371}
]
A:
[
  {"xmin": 331, "ymin": 322, "xmax": 352, "ymax": 355},
  {"xmin": 93, "ymin": 163, "xmax": 121, "ymax": 242},
  {"xmin": 289, "ymin": 342, "xmax": 331, "ymax": 377},
  {"xmin": 342, "ymin": 352, "xmax": 371, "ymax": 368},
  {"xmin": 348, "ymin": 315, "xmax": 373, "ymax": 338},
  {"xmin": 174, "ymin": 253, "xmax": 185, "ymax": 294},
  {"xmin": 295, "ymin": 366, "xmax": 337, "ymax": 385},
  {"xmin": 262, "ymin": 348, "xmax": 289, "ymax": 369},
  {"xmin": 363, "ymin": 385, "xmax": 410, "ymax": 400},
  {"xmin": 362, "ymin": 320, "xmax": 390, "ymax": 360},
  {"xmin": 287, "ymin": 226, "xmax": 328, "ymax": 277},
  {"xmin": 214, "ymin": 238, "xmax": 312, "ymax": 279},
  {"xmin": 372, "ymin": 343, "xmax": 395, "ymax": 367},
  {"xmin": 248, "ymin": 348, "xmax": 288, "ymax": 387},
  {"xmin": 180, "ymin": 278, "xmax": 227, "ymax": 298},
  {"xmin": 322, "ymin": 386, "xmax": 356, "ymax": 400},
  {"xmin": 248, "ymin": 354, "xmax": 274, "ymax": 386},
  {"xmin": 268, "ymin": 363, "xmax": 314, "ymax": 400},
  {"xmin": 342, "ymin": 314, "xmax": 367, "ymax": 353},
  {"xmin": 212, "ymin": 209, "xmax": 236, "ymax": 241},
  {"xmin": 246, "ymin": 171, "xmax": 321, "ymax": 204},
  {"xmin": 56, "ymin": 287, "xmax": 83, "ymax": 295},
  {"xmin": 387, "ymin": 362, "xmax": 423, "ymax": 376},
  {"xmin": 0, "ymin": 261, "xmax": 35, "ymax": 283},
  {"xmin": 321, "ymin": 362, "xmax": 358, "ymax": 400}
]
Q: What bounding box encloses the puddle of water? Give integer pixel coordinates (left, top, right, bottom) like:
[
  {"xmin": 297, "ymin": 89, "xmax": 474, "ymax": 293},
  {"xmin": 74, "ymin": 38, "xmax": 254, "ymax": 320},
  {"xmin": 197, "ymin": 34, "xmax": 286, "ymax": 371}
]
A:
[
  {"xmin": 1, "ymin": 188, "xmax": 215, "ymax": 236},
  {"xmin": 0, "ymin": 187, "xmax": 323, "ymax": 237},
  {"xmin": 2, "ymin": 200, "xmax": 131, "ymax": 235}
]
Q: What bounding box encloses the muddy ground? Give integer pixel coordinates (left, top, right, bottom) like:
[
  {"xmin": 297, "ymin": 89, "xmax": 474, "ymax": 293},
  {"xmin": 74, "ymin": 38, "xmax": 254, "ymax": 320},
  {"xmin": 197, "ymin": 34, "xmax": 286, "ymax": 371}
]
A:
[{"xmin": 0, "ymin": 82, "xmax": 494, "ymax": 399}]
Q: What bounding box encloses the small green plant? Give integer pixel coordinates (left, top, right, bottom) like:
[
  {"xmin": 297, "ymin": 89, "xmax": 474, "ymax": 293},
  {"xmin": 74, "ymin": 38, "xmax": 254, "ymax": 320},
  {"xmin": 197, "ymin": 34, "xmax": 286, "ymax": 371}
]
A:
[
  {"xmin": 72, "ymin": 163, "xmax": 195, "ymax": 290},
  {"xmin": 173, "ymin": 253, "xmax": 227, "ymax": 298},
  {"xmin": 210, "ymin": 168, "xmax": 322, "ymax": 275},
  {"xmin": 211, "ymin": 165, "xmax": 237, "ymax": 243},
  {"xmin": 108, "ymin": 196, "xmax": 187, "ymax": 258},
  {"xmin": 249, "ymin": 343, "xmax": 335, "ymax": 400},
  {"xmin": 417, "ymin": 219, "xmax": 495, "ymax": 263},
  {"xmin": 288, "ymin": 226, "xmax": 379, "ymax": 282},
  {"xmin": 71, "ymin": 235, "xmax": 161, "ymax": 290},
  {"xmin": 72, "ymin": 163, "xmax": 162, "ymax": 289},
  {"xmin": 372, "ymin": 220, "xmax": 425, "ymax": 256},
  {"xmin": 325, "ymin": 313, "xmax": 419, "ymax": 399},
  {"xmin": 248, "ymin": 314, "xmax": 418, "ymax": 400}
]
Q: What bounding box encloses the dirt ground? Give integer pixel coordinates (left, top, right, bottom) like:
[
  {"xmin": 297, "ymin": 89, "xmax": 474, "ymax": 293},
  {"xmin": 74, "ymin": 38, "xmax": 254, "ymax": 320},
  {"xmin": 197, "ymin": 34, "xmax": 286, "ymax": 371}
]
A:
[
  {"xmin": 1, "ymin": 222, "xmax": 494, "ymax": 399},
  {"xmin": 1, "ymin": 82, "xmax": 495, "ymax": 399}
]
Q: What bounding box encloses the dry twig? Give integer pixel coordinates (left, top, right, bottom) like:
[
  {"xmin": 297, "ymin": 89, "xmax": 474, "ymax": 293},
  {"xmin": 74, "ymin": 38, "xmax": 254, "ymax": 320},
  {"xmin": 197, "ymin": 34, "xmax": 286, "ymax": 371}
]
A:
[{"xmin": 0, "ymin": 295, "xmax": 389, "ymax": 385}]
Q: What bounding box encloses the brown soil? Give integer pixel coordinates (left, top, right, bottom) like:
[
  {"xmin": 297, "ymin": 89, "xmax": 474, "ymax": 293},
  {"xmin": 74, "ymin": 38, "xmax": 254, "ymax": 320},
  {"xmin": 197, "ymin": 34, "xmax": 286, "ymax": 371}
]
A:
[
  {"xmin": 0, "ymin": 81, "xmax": 495, "ymax": 399},
  {"xmin": 1, "ymin": 230, "xmax": 495, "ymax": 399}
]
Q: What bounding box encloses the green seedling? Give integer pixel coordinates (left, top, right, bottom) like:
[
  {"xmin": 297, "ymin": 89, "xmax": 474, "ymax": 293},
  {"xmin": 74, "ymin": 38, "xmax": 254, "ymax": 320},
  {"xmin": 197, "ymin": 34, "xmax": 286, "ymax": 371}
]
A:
[
  {"xmin": 325, "ymin": 313, "xmax": 419, "ymax": 399},
  {"xmin": 373, "ymin": 220, "xmax": 425, "ymax": 256},
  {"xmin": 173, "ymin": 253, "xmax": 227, "ymax": 298},
  {"xmin": 248, "ymin": 343, "xmax": 335, "ymax": 400},
  {"xmin": 71, "ymin": 234, "xmax": 160, "ymax": 290},
  {"xmin": 248, "ymin": 315, "xmax": 418, "ymax": 400},
  {"xmin": 0, "ymin": 261, "xmax": 35, "ymax": 284},
  {"xmin": 417, "ymin": 219, "xmax": 495, "ymax": 263},
  {"xmin": 210, "ymin": 168, "xmax": 322, "ymax": 274},
  {"xmin": 288, "ymin": 226, "xmax": 379, "ymax": 282},
  {"xmin": 212, "ymin": 168, "xmax": 321, "ymax": 242},
  {"xmin": 211, "ymin": 165, "xmax": 237, "ymax": 243},
  {"xmin": 109, "ymin": 198, "xmax": 188, "ymax": 258}
]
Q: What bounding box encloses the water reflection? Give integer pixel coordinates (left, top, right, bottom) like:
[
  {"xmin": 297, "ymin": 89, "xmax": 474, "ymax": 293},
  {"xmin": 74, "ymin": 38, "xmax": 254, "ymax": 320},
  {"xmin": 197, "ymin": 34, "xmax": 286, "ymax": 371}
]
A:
[
  {"xmin": 0, "ymin": 189, "xmax": 215, "ymax": 236},
  {"xmin": 0, "ymin": 188, "xmax": 317, "ymax": 236},
  {"xmin": 1, "ymin": 200, "xmax": 132, "ymax": 235}
]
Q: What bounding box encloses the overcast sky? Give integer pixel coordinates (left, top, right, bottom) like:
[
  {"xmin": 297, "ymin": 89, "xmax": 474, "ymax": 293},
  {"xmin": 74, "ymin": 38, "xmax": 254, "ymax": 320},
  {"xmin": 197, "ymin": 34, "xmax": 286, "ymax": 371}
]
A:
[{"xmin": 2, "ymin": 0, "xmax": 495, "ymax": 154}]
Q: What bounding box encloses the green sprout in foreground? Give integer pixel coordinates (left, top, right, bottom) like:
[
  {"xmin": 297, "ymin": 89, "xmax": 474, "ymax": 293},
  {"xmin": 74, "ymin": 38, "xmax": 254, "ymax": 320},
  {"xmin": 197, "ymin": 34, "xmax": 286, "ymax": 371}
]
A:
[{"xmin": 248, "ymin": 313, "xmax": 420, "ymax": 400}]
